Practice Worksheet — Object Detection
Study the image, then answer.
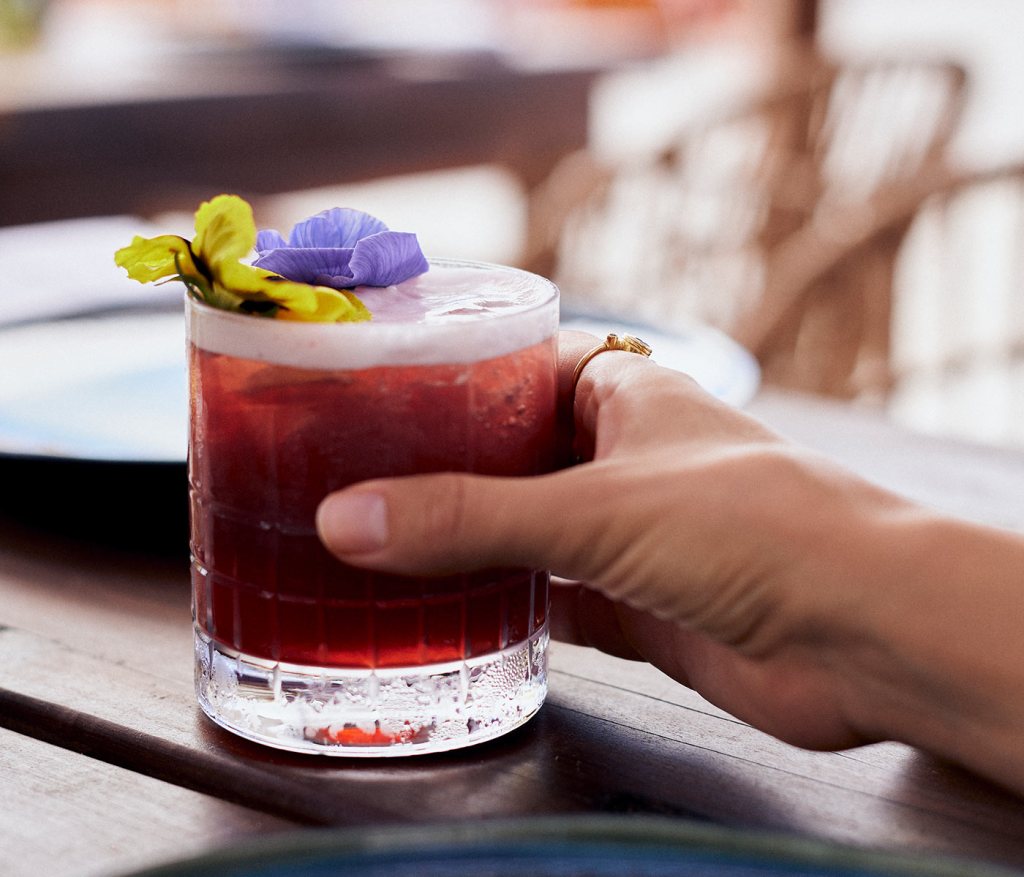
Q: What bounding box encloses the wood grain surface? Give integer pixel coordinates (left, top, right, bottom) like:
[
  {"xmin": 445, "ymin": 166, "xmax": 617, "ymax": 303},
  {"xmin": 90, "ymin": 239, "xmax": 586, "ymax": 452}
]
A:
[
  {"xmin": 1, "ymin": 728, "xmax": 296, "ymax": 877},
  {"xmin": 3, "ymin": 622, "xmax": 1024, "ymax": 869},
  {"xmin": 3, "ymin": 390, "xmax": 1024, "ymax": 874}
]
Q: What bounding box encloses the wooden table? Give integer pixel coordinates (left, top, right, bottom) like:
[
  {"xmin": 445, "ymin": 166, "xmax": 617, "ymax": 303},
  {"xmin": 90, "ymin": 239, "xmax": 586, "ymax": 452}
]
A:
[{"xmin": 3, "ymin": 389, "xmax": 1024, "ymax": 877}]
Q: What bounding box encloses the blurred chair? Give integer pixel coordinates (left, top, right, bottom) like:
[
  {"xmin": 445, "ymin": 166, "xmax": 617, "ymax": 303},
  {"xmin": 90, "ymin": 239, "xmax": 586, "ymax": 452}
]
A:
[
  {"xmin": 777, "ymin": 161, "xmax": 1024, "ymax": 447},
  {"xmin": 524, "ymin": 46, "xmax": 968, "ymax": 399}
]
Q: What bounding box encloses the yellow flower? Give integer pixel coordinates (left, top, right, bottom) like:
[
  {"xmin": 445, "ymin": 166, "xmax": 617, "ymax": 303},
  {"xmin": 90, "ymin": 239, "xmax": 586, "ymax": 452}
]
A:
[
  {"xmin": 115, "ymin": 234, "xmax": 200, "ymax": 284},
  {"xmin": 114, "ymin": 195, "xmax": 370, "ymax": 322},
  {"xmin": 276, "ymin": 287, "xmax": 372, "ymax": 323}
]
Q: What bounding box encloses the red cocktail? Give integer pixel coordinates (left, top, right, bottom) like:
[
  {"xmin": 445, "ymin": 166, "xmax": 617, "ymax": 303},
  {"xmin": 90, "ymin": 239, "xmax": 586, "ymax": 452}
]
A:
[{"xmin": 189, "ymin": 260, "xmax": 559, "ymax": 755}]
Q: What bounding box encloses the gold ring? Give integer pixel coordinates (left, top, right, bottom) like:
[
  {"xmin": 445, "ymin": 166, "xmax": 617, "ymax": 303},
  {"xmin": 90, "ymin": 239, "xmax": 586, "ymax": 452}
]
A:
[{"xmin": 571, "ymin": 332, "xmax": 653, "ymax": 395}]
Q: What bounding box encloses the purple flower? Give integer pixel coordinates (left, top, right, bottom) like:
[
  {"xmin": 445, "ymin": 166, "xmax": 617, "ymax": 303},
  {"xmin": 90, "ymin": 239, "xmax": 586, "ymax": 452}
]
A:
[{"xmin": 253, "ymin": 208, "xmax": 429, "ymax": 289}]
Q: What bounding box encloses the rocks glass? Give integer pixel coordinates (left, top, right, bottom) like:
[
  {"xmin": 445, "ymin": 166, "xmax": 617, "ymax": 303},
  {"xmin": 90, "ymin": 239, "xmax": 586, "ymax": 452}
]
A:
[{"xmin": 187, "ymin": 260, "xmax": 559, "ymax": 755}]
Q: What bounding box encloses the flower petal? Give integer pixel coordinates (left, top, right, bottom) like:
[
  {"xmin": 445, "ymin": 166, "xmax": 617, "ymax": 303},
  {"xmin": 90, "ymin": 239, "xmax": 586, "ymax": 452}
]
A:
[
  {"xmin": 348, "ymin": 232, "xmax": 430, "ymax": 287},
  {"xmin": 193, "ymin": 195, "xmax": 257, "ymax": 266},
  {"xmin": 215, "ymin": 261, "xmax": 319, "ymax": 313},
  {"xmin": 252, "ymin": 247, "xmax": 355, "ymax": 287},
  {"xmin": 287, "ymin": 208, "xmax": 388, "ymax": 248},
  {"xmin": 115, "ymin": 234, "xmax": 200, "ymax": 283},
  {"xmin": 255, "ymin": 228, "xmax": 287, "ymax": 252},
  {"xmin": 275, "ymin": 288, "xmax": 371, "ymax": 323}
]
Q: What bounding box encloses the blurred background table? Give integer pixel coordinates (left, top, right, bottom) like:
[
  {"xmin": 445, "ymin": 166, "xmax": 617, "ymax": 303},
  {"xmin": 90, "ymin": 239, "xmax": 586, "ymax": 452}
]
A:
[{"xmin": 0, "ymin": 44, "xmax": 598, "ymax": 227}]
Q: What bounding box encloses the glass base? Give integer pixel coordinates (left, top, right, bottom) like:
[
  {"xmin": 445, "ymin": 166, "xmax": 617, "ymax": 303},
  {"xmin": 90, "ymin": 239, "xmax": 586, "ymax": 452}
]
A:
[{"xmin": 194, "ymin": 625, "xmax": 548, "ymax": 756}]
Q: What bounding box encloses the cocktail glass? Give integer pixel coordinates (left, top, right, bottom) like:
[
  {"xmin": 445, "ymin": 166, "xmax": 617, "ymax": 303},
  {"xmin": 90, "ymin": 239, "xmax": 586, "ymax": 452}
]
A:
[{"xmin": 188, "ymin": 260, "xmax": 559, "ymax": 755}]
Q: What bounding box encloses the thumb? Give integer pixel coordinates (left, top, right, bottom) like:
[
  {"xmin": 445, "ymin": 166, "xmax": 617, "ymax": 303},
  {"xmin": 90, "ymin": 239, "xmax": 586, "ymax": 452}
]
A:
[{"xmin": 316, "ymin": 469, "xmax": 609, "ymax": 581}]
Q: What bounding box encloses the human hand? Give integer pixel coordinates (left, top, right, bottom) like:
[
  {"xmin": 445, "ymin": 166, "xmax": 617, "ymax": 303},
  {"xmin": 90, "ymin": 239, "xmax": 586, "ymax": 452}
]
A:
[
  {"xmin": 315, "ymin": 332, "xmax": 893, "ymax": 746},
  {"xmin": 317, "ymin": 331, "xmax": 1024, "ymax": 791}
]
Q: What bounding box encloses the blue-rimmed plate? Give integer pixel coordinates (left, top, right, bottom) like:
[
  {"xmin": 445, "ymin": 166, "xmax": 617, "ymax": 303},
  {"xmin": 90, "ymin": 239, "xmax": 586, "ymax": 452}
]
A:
[{"xmin": 125, "ymin": 815, "xmax": 1018, "ymax": 877}]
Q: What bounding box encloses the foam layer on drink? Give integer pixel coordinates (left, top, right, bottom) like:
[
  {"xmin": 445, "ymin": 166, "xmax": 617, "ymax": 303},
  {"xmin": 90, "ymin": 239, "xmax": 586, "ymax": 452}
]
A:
[{"xmin": 188, "ymin": 260, "xmax": 559, "ymax": 369}]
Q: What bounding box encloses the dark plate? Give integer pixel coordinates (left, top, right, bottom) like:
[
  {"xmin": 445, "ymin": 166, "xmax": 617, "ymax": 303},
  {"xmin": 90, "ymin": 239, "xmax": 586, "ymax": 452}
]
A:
[
  {"xmin": 0, "ymin": 309, "xmax": 757, "ymax": 554},
  {"xmin": 0, "ymin": 454, "xmax": 187, "ymax": 554},
  {"xmin": 0, "ymin": 310, "xmax": 187, "ymax": 552}
]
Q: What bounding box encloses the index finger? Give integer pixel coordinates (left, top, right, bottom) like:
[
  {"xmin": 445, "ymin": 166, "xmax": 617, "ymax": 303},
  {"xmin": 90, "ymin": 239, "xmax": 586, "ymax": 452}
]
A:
[{"xmin": 557, "ymin": 330, "xmax": 601, "ymax": 407}]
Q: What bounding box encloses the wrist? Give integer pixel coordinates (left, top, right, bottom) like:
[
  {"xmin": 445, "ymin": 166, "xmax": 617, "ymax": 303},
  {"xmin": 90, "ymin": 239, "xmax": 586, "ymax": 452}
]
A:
[{"xmin": 812, "ymin": 501, "xmax": 1024, "ymax": 792}]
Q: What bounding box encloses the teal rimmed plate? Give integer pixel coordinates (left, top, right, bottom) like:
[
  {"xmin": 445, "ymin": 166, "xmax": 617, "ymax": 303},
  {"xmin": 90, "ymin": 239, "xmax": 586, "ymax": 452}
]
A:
[{"xmin": 125, "ymin": 815, "xmax": 1021, "ymax": 877}]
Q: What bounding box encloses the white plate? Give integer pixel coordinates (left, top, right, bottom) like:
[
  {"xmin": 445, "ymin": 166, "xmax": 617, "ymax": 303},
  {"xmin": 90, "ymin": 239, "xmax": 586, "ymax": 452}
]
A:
[{"xmin": 0, "ymin": 311, "xmax": 759, "ymax": 464}]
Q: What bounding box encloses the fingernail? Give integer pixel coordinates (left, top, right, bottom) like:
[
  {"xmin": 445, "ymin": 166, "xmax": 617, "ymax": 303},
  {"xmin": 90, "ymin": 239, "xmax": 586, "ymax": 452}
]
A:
[{"xmin": 316, "ymin": 492, "xmax": 389, "ymax": 554}]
